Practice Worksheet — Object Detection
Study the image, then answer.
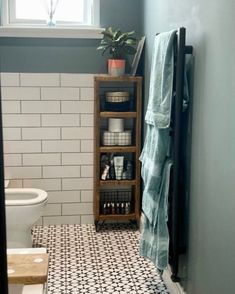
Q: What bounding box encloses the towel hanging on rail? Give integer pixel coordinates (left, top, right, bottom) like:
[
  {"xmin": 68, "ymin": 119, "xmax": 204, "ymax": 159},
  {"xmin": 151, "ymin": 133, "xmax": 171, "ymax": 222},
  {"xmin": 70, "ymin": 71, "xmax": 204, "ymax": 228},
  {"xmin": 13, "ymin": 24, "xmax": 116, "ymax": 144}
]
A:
[
  {"xmin": 139, "ymin": 29, "xmax": 177, "ymax": 271},
  {"xmin": 145, "ymin": 29, "xmax": 177, "ymax": 128}
]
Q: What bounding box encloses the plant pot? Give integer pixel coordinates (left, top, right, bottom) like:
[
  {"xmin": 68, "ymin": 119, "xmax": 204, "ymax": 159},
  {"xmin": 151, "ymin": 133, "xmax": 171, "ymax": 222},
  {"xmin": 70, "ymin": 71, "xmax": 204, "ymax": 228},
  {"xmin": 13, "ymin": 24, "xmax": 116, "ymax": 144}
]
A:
[{"xmin": 108, "ymin": 59, "xmax": 126, "ymax": 76}]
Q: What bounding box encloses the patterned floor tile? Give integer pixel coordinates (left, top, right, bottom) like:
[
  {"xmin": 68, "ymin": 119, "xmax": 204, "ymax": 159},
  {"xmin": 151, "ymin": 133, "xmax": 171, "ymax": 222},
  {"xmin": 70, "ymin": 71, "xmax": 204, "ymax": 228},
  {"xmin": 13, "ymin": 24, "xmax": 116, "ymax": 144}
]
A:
[{"xmin": 32, "ymin": 224, "xmax": 169, "ymax": 294}]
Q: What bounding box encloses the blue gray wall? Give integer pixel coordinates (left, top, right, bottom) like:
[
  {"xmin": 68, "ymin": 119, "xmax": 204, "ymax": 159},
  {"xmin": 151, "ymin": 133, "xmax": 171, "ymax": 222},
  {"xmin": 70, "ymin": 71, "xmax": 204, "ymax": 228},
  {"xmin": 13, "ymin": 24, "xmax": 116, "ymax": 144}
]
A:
[
  {"xmin": 142, "ymin": 1, "xmax": 235, "ymax": 293},
  {"xmin": 0, "ymin": 0, "xmax": 142, "ymax": 72}
]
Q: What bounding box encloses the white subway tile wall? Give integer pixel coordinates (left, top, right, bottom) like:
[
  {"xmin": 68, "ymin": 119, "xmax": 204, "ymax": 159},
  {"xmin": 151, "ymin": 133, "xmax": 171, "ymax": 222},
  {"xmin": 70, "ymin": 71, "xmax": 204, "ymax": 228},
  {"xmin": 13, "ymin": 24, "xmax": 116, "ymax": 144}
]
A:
[{"xmin": 1, "ymin": 73, "xmax": 95, "ymax": 225}]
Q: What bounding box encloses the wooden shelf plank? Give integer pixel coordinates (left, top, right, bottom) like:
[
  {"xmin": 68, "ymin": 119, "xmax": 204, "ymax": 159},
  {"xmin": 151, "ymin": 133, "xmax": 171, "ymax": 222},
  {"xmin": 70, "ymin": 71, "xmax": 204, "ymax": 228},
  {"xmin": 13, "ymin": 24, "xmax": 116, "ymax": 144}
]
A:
[
  {"xmin": 8, "ymin": 253, "xmax": 49, "ymax": 285},
  {"xmin": 100, "ymin": 111, "xmax": 137, "ymax": 118},
  {"xmin": 100, "ymin": 180, "xmax": 136, "ymax": 186},
  {"xmin": 98, "ymin": 213, "xmax": 136, "ymax": 220},
  {"xmin": 100, "ymin": 146, "xmax": 136, "ymax": 153},
  {"xmin": 94, "ymin": 75, "xmax": 142, "ymax": 82}
]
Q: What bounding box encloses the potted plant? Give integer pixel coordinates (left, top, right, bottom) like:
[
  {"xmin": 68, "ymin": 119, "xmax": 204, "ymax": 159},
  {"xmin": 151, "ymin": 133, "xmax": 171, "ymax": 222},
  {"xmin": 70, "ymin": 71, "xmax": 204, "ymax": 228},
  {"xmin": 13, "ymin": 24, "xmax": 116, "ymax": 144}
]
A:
[{"xmin": 97, "ymin": 27, "xmax": 137, "ymax": 76}]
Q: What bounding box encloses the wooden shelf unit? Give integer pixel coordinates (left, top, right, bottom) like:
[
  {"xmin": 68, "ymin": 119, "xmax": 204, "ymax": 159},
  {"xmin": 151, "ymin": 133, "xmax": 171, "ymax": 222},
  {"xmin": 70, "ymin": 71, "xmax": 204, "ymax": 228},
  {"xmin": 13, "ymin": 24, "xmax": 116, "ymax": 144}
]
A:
[{"xmin": 93, "ymin": 75, "xmax": 142, "ymax": 230}]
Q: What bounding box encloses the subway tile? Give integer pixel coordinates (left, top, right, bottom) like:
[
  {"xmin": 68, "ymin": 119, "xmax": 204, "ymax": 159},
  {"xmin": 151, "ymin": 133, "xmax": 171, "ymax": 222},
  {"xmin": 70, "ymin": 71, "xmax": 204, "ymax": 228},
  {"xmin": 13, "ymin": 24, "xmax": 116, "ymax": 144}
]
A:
[
  {"xmin": 6, "ymin": 179, "xmax": 23, "ymax": 188},
  {"xmin": 42, "ymin": 114, "xmax": 80, "ymax": 127},
  {"xmin": 43, "ymin": 204, "xmax": 61, "ymax": 216},
  {"xmin": 81, "ymin": 140, "xmax": 94, "ymax": 152},
  {"xmin": 1, "ymin": 87, "xmax": 40, "ymax": 100},
  {"xmin": 62, "ymin": 127, "xmax": 93, "ymax": 139},
  {"xmin": 62, "ymin": 153, "xmax": 93, "ymax": 165},
  {"xmin": 81, "ymin": 215, "xmax": 94, "ymax": 224},
  {"xmin": 22, "ymin": 127, "xmax": 60, "ymax": 140},
  {"xmin": 23, "ymin": 153, "xmax": 61, "ymax": 166},
  {"xmin": 4, "ymin": 154, "xmax": 22, "ymax": 166},
  {"xmin": 62, "ymin": 178, "xmax": 93, "ymax": 191},
  {"xmin": 21, "ymin": 101, "xmax": 60, "ymax": 113},
  {"xmin": 1, "ymin": 101, "xmax": 21, "ymax": 113},
  {"xmin": 47, "ymin": 191, "xmax": 81, "ymax": 204},
  {"xmin": 81, "ymin": 165, "xmax": 93, "ymax": 178},
  {"xmin": 5, "ymin": 166, "xmax": 42, "ymax": 179},
  {"xmin": 41, "ymin": 87, "xmax": 79, "ymax": 100},
  {"xmin": 62, "ymin": 202, "xmax": 93, "ymax": 215},
  {"xmin": 43, "ymin": 166, "xmax": 80, "ymax": 178},
  {"xmin": 4, "ymin": 140, "xmax": 41, "ymax": 153},
  {"xmin": 3, "ymin": 114, "xmax": 40, "ymax": 127},
  {"xmin": 23, "ymin": 179, "xmax": 61, "ymax": 191},
  {"xmin": 42, "ymin": 215, "xmax": 81, "ymax": 225},
  {"xmin": 80, "ymin": 88, "xmax": 94, "ymax": 101},
  {"xmin": 61, "ymin": 101, "xmax": 93, "ymax": 114},
  {"xmin": 1, "ymin": 73, "xmax": 20, "ymax": 86},
  {"xmin": 61, "ymin": 74, "xmax": 94, "ymax": 87},
  {"xmin": 20, "ymin": 73, "xmax": 60, "ymax": 86},
  {"xmin": 80, "ymin": 114, "xmax": 94, "ymax": 126},
  {"xmin": 3, "ymin": 128, "xmax": 21, "ymax": 140},
  {"xmin": 42, "ymin": 140, "xmax": 80, "ymax": 153},
  {"xmin": 81, "ymin": 190, "xmax": 93, "ymax": 202}
]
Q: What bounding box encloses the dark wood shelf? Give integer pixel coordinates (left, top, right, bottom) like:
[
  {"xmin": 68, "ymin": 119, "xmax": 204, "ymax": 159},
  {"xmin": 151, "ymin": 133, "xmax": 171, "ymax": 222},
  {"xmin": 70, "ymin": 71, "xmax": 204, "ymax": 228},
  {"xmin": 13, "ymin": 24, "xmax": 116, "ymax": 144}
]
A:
[
  {"xmin": 100, "ymin": 111, "xmax": 137, "ymax": 118},
  {"xmin": 98, "ymin": 213, "xmax": 136, "ymax": 221},
  {"xmin": 100, "ymin": 180, "xmax": 136, "ymax": 186},
  {"xmin": 94, "ymin": 75, "xmax": 142, "ymax": 83},
  {"xmin": 94, "ymin": 75, "xmax": 142, "ymax": 229},
  {"xmin": 99, "ymin": 146, "xmax": 136, "ymax": 153}
]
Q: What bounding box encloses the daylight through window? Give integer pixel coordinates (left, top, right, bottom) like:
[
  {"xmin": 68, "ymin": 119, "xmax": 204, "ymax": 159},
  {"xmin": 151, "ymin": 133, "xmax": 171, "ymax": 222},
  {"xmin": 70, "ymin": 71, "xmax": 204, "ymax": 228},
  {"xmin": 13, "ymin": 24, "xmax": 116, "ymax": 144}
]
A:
[{"xmin": 3, "ymin": 0, "xmax": 100, "ymax": 27}]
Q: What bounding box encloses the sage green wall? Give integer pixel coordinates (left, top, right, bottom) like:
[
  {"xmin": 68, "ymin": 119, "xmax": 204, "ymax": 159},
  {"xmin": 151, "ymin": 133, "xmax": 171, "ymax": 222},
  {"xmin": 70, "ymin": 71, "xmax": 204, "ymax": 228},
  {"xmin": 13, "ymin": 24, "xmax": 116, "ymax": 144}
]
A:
[
  {"xmin": 0, "ymin": 0, "xmax": 142, "ymax": 72},
  {"xmin": 142, "ymin": 0, "xmax": 235, "ymax": 293}
]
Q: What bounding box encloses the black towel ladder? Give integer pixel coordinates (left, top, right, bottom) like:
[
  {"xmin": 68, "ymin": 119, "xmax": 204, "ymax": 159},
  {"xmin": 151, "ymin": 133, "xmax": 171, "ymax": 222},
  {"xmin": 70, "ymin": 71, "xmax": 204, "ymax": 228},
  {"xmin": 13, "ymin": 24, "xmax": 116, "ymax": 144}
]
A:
[{"xmin": 170, "ymin": 27, "xmax": 193, "ymax": 282}]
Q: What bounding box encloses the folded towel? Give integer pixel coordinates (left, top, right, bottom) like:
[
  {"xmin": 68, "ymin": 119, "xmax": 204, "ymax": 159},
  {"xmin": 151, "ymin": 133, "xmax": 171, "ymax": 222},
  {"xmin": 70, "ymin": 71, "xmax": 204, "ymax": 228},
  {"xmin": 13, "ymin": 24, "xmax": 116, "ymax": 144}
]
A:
[
  {"xmin": 145, "ymin": 30, "xmax": 177, "ymax": 129},
  {"xmin": 140, "ymin": 159, "xmax": 173, "ymax": 270},
  {"xmin": 139, "ymin": 125, "xmax": 170, "ymax": 225}
]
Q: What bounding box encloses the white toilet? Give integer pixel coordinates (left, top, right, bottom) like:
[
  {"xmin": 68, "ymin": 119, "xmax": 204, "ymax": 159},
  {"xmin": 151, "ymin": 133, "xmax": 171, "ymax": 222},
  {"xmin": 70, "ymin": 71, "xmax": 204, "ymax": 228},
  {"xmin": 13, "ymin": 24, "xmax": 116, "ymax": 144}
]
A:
[{"xmin": 5, "ymin": 188, "xmax": 48, "ymax": 248}]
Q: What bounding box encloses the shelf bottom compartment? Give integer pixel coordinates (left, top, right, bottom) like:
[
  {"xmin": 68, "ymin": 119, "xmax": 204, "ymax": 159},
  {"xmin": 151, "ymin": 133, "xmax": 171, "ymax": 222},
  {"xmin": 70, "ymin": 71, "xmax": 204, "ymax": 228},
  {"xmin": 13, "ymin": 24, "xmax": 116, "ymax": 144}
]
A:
[{"xmin": 99, "ymin": 188, "xmax": 135, "ymax": 216}]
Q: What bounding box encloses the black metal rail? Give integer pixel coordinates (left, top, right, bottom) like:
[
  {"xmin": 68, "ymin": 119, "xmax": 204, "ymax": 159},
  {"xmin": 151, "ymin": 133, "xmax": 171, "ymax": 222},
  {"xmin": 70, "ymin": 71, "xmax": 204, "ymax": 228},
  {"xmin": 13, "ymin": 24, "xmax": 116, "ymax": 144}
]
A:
[{"xmin": 170, "ymin": 27, "xmax": 193, "ymax": 282}]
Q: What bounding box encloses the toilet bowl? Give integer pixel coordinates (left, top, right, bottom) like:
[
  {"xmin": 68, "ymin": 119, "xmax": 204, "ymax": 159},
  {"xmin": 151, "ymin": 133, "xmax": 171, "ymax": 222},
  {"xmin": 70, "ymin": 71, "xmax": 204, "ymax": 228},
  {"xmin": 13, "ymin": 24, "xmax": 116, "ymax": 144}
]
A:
[{"xmin": 5, "ymin": 188, "xmax": 48, "ymax": 248}]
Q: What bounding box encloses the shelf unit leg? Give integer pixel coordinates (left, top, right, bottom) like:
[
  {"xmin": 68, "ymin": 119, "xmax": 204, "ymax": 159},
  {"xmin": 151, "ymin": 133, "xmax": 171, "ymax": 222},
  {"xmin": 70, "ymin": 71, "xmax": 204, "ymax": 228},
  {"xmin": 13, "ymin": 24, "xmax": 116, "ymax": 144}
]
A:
[{"xmin": 94, "ymin": 220, "xmax": 99, "ymax": 232}]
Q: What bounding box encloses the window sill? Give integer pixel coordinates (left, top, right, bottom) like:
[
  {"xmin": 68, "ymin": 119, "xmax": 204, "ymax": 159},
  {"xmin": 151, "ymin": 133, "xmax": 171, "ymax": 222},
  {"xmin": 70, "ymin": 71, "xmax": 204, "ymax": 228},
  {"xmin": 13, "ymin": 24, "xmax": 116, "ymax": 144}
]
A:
[{"xmin": 0, "ymin": 26, "xmax": 103, "ymax": 39}]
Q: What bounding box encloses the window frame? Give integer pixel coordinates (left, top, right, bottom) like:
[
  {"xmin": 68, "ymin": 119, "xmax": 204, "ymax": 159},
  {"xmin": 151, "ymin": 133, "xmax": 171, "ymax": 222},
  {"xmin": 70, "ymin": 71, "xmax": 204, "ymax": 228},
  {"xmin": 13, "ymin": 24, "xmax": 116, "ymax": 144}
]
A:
[{"xmin": 2, "ymin": 0, "xmax": 100, "ymax": 28}]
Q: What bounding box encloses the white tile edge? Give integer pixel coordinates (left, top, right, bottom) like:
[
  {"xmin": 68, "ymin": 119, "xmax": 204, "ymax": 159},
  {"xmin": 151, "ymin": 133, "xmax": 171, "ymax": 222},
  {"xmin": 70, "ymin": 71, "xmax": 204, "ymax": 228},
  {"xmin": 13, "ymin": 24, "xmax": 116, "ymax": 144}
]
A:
[
  {"xmin": 163, "ymin": 266, "xmax": 187, "ymax": 294},
  {"xmin": 0, "ymin": 26, "xmax": 104, "ymax": 39}
]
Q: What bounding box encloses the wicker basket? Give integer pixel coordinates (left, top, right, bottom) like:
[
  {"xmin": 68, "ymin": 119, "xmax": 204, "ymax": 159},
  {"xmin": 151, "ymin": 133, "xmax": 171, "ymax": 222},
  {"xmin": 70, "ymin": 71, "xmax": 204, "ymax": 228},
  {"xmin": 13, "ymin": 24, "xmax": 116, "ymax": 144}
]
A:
[
  {"xmin": 106, "ymin": 91, "xmax": 130, "ymax": 103},
  {"xmin": 102, "ymin": 130, "xmax": 132, "ymax": 146}
]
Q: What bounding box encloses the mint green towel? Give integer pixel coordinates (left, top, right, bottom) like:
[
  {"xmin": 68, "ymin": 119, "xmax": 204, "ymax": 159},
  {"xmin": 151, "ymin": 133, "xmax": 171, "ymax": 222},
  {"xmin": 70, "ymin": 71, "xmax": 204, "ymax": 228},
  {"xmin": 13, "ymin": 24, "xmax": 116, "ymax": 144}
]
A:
[
  {"xmin": 145, "ymin": 30, "xmax": 177, "ymax": 128},
  {"xmin": 139, "ymin": 29, "xmax": 177, "ymax": 271},
  {"xmin": 140, "ymin": 159, "xmax": 173, "ymax": 270},
  {"xmin": 140, "ymin": 126, "xmax": 170, "ymax": 225}
]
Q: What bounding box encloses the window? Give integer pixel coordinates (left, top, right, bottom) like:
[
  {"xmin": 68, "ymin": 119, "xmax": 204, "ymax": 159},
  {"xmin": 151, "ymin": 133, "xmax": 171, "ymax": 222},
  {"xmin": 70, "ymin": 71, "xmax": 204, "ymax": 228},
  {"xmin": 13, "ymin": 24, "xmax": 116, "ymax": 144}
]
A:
[{"xmin": 2, "ymin": 0, "xmax": 100, "ymax": 27}]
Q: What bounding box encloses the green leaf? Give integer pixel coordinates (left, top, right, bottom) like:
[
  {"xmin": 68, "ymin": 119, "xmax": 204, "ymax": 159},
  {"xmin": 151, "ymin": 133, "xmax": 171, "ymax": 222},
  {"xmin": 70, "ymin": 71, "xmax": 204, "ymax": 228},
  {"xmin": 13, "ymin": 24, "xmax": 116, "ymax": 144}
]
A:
[
  {"xmin": 124, "ymin": 46, "xmax": 137, "ymax": 55},
  {"xmin": 97, "ymin": 27, "xmax": 137, "ymax": 58},
  {"xmin": 126, "ymin": 39, "xmax": 137, "ymax": 45}
]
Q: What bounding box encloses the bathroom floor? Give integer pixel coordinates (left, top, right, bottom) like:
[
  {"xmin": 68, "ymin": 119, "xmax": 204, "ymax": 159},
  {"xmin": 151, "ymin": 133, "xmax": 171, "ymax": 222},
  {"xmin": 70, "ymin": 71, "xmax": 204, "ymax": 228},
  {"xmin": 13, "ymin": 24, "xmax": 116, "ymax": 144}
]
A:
[{"xmin": 32, "ymin": 224, "xmax": 169, "ymax": 294}]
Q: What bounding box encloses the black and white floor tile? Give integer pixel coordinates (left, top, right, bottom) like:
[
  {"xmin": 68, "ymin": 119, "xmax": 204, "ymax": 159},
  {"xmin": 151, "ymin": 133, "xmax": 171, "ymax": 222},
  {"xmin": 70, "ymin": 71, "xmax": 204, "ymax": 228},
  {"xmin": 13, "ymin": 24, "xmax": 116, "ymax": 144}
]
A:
[{"xmin": 32, "ymin": 224, "xmax": 169, "ymax": 294}]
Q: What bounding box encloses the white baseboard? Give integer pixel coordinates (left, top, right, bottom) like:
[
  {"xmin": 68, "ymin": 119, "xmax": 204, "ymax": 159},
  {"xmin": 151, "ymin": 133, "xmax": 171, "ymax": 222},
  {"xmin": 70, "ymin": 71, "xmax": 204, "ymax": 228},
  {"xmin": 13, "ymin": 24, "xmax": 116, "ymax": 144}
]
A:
[{"xmin": 162, "ymin": 266, "xmax": 186, "ymax": 294}]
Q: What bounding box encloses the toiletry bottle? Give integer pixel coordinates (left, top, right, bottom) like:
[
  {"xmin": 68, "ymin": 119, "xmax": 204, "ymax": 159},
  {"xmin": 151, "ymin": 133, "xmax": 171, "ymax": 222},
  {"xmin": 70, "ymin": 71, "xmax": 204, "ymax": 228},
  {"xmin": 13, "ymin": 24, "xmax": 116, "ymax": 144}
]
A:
[
  {"xmin": 103, "ymin": 203, "xmax": 107, "ymax": 214},
  {"xmin": 116, "ymin": 202, "xmax": 120, "ymax": 214},
  {"xmin": 126, "ymin": 161, "xmax": 133, "ymax": 180},
  {"xmin": 125, "ymin": 202, "xmax": 130, "ymax": 214},
  {"xmin": 121, "ymin": 203, "xmax": 125, "ymax": 214},
  {"xmin": 111, "ymin": 202, "xmax": 115, "ymax": 214},
  {"xmin": 107, "ymin": 203, "xmax": 111, "ymax": 214},
  {"xmin": 109, "ymin": 159, "xmax": 115, "ymax": 179}
]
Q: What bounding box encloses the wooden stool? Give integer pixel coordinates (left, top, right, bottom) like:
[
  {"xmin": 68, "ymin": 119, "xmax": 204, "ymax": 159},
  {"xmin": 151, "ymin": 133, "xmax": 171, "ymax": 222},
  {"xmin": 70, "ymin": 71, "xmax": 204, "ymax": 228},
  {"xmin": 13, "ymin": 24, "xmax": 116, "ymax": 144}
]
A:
[{"xmin": 8, "ymin": 253, "xmax": 49, "ymax": 285}]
